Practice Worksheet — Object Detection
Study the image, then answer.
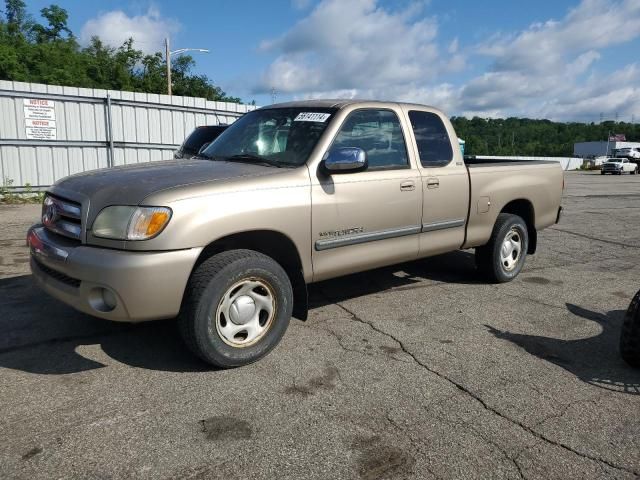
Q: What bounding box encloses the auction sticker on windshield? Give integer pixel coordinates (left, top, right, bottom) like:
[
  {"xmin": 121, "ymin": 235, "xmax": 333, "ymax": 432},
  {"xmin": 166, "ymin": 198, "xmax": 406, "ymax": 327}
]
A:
[{"xmin": 294, "ymin": 112, "xmax": 331, "ymax": 122}]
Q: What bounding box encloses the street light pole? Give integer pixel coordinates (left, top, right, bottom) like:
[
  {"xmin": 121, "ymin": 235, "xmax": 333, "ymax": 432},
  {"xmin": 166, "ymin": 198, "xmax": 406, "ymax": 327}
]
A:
[
  {"xmin": 165, "ymin": 37, "xmax": 209, "ymax": 96},
  {"xmin": 165, "ymin": 37, "xmax": 172, "ymax": 96}
]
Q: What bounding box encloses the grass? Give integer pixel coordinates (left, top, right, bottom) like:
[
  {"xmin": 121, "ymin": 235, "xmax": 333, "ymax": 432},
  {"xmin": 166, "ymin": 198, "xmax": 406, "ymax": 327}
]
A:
[{"xmin": 0, "ymin": 178, "xmax": 45, "ymax": 205}]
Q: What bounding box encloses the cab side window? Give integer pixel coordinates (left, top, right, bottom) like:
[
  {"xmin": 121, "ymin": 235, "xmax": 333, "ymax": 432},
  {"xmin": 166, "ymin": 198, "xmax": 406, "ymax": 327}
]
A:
[
  {"xmin": 408, "ymin": 111, "xmax": 453, "ymax": 167},
  {"xmin": 332, "ymin": 109, "xmax": 409, "ymax": 170}
]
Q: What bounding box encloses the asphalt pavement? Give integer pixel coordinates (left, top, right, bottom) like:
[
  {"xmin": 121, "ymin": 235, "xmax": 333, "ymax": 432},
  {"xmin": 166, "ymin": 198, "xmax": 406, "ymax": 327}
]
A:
[{"xmin": 1, "ymin": 171, "xmax": 639, "ymax": 479}]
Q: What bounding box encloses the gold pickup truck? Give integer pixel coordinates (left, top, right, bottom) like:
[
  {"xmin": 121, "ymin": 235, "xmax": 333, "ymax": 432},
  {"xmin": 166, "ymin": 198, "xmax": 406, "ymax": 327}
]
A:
[{"xmin": 28, "ymin": 100, "xmax": 563, "ymax": 367}]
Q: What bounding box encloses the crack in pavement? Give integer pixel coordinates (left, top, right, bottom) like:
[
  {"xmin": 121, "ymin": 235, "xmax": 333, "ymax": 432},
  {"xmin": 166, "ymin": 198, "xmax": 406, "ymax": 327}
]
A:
[
  {"xmin": 442, "ymin": 416, "xmax": 527, "ymax": 480},
  {"xmin": 384, "ymin": 411, "xmax": 442, "ymax": 480},
  {"xmin": 333, "ymin": 302, "xmax": 640, "ymax": 477},
  {"xmin": 296, "ymin": 321, "xmax": 413, "ymax": 365},
  {"xmin": 549, "ymin": 227, "xmax": 640, "ymax": 250}
]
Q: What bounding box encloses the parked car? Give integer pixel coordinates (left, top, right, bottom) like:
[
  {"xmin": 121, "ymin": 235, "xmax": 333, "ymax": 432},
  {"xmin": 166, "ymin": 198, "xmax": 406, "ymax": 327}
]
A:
[
  {"xmin": 615, "ymin": 147, "xmax": 640, "ymax": 160},
  {"xmin": 28, "ymin": 100, "xmax": 563, "ymax": 368},
  {"xmin": 174, "ymin": 125, "xmax": 228, "ymax": 159},
  {"xmin": 600, "ymin": 158, "xmax": 638, "ymax": 175},
  {"xmin": 620, "ymin": 290, "xmax": 640, "ymax": 368}
]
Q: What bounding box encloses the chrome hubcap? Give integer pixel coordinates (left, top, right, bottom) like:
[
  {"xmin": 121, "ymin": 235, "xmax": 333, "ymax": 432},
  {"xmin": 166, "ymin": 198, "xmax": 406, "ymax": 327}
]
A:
[
  {"xmin": 500, "ymin": 228, "xmax": 522, "ymax": 272},
  {"xmin": 215, "ymin": 278, "xmax": 275, "ymax": 347},
  {"xmin": 229, "ymin": 295, "xmax": 256, "ymax": 325}
]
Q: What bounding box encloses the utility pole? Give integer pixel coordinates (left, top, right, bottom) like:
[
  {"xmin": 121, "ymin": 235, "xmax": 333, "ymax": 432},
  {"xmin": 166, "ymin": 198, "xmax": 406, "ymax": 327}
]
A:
[
  {"xmin": 165, "ymin": 37, "xmax": 172, "ymax": 96},
  {"xmin": 271, "ymin": 87, "xmax": 277, "ymax": 104},
  {"xmin": 165, "ymin": 37, "xmax": 209, "ymax": 96}
]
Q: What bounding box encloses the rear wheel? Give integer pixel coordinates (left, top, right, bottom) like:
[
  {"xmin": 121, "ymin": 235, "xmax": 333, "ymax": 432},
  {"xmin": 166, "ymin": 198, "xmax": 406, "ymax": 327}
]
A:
[
  {"xmin": 620, "ymin": 290, "xmax": 640, "ymax": 368},
  {"xmin": 476, "ymin": 213, "xmax": 529, "ymax": 283},
  {"xmin": 178, "ymin": 249, "xmax": 293, "ymax": 368}
]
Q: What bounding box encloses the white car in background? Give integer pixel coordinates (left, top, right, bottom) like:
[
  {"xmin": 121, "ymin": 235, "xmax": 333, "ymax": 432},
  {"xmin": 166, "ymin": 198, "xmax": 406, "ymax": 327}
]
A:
[
  {"xmin": 615, "ymin": 147, "xmax": 640, "ymax": 159},
  {"xmin": 601, "ymin": 158, "xmax": 638, "ymax": 175}
]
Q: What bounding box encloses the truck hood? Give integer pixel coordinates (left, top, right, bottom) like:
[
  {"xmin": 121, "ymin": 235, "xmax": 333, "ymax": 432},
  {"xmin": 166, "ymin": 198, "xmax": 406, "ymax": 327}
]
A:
[{"xmin": 49, "ymin": 159, "xmax": 280, "ymax": 221}]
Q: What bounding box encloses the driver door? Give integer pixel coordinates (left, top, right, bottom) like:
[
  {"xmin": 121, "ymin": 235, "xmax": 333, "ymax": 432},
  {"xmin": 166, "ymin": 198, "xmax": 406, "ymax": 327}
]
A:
[{"xmin": 310, "ymin": 108, "xmax": 421, "ymax": 282}]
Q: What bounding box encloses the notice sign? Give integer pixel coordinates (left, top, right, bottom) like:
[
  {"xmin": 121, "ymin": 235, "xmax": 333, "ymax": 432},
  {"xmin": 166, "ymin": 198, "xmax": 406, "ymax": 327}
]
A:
[{"xmin": 24, "ymin": 98, "xmax": 57, "ymax": 139}]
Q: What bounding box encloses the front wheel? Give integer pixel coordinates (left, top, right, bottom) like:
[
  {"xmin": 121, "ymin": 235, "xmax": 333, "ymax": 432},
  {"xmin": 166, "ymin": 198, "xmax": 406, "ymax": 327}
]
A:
[
  {"xmin": 178, "ymin": 249, "xmax": 293, "ymax": 368},
  {"xmin": 620, "ymin": 290, "xmax": 640, "ymax": 368},
  {"xmin": 476, "ymin": 213, "xmax": 529, "ymax": 283}
]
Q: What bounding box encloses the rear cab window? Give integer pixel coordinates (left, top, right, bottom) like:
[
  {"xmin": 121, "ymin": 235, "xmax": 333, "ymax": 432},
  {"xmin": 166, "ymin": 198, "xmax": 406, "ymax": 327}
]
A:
[{"xmin": 408, "ymin": 111, "xmax": 453, "ymax": 168}]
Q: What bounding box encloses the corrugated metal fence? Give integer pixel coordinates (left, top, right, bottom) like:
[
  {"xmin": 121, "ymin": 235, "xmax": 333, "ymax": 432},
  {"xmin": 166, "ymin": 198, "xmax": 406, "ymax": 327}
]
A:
[{"xmin": 0, "ymin": 80, "xmax": 256, "ymax": 190}]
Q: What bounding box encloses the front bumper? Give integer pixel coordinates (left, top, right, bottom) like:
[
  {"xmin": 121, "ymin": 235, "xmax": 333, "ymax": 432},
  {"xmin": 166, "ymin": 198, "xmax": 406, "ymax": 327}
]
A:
[{"xmin": 28, "ymin": 225, "xmax": 202, "ymax": 322}]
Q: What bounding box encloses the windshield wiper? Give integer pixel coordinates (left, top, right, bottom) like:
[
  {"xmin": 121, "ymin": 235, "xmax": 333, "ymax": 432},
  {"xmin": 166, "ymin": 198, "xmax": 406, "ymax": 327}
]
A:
[
  {"xmin": 194, "ymin": 153, "xmax": 229, "ymax": 161},
  {"xmin": 226, "ymin": 154, "xmax": 284, "ymax": 168}
]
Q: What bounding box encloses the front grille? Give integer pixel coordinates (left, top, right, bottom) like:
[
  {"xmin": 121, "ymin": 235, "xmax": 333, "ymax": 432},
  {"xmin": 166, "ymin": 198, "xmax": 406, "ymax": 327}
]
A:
[
  {"xmin": 42, "ymin": 194, "xmax": 82, "ymax": 241},
  {"xmin": 34, "ymin": 259, "xmax": 81, "ymax": 288}
]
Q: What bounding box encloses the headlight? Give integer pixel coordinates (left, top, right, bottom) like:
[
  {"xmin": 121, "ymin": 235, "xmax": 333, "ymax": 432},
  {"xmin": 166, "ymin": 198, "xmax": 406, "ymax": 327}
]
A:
[{"xmin": 92, "ymin": 206, "xmax": 172, "ymax": 240}]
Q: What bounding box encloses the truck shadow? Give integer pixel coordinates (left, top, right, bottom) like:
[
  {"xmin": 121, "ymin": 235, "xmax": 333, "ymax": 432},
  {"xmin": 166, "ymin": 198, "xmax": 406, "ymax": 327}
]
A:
[
  {"xmin": 309, "ymin": 250, "xmax": 482, "ymax": 307},
  {"xmin": 486, "ymin": 303, "xmax": 640, "ymax": 395},
  {"xmin": 0, "ymin": 250, "xmax": 480, "ymax": 375},
  {"xmin": 0, "ymin": 275, "xmax": 208, "ymax": 375}
]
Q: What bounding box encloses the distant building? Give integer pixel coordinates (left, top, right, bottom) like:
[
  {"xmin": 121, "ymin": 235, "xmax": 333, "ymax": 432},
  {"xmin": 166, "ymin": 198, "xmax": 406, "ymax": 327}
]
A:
[{"xmin": 574, "ymin": 141, "xmax": 640, "ymax": 158}]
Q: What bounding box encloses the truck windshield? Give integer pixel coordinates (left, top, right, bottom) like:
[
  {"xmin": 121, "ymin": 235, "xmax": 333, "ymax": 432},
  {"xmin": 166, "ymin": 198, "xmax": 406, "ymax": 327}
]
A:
[{"xmin": 201, "ymin": 107, "xmax": 336, "ymax": 167}]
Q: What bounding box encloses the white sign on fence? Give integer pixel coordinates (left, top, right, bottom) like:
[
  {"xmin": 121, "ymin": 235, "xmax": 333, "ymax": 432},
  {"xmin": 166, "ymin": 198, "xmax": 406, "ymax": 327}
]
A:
[
  {"xmin": 24, "ymin": 98, "xmax": 57, "ymax": 139},
  {"xmin": 25, "ymin": 118, "xmax": 57, "ymax": 140}
]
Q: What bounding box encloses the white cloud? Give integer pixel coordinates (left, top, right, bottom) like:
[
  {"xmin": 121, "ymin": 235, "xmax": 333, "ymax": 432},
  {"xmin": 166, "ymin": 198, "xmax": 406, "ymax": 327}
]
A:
[
  {"xmin": 256, "ymin": 0, "xmax": 640, "ymax": 121},
  {"xmin": 458, "ymin": 0, "xmax": 640, "ymax": 118},
  {"xmin": 80, "ymin": 7, "xmax": 180, "ymax": 54},
  {"xmin": 537, "ymin": 64, "xmax": 640, "ymax": 121},
  {"xmin": 257, "ymin": 0, "xmax": 462, "ymax": 102}
]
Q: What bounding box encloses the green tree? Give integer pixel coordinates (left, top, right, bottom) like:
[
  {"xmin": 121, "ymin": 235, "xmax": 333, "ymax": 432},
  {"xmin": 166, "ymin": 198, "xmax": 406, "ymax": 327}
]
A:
[
  {"xmin": 0, "ymin": 1, "xmax": 242, "ymax": 103},
  {"xmin": 451, "ymin": 116, "xmax": 639, "ymax": 157},
  {"xmin": 32, "ymin": 5, "xmax": 71, "ymax": 42}
]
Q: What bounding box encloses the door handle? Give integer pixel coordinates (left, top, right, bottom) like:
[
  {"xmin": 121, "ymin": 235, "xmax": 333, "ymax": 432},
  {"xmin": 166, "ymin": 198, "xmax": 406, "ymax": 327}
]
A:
[
  {"xmin": 426, "ymin": 177, "xmax": 439, "ymax": 189},
  {"xmin": 400, "ymin": 180, "xmax": 415, "ymax": 191}
]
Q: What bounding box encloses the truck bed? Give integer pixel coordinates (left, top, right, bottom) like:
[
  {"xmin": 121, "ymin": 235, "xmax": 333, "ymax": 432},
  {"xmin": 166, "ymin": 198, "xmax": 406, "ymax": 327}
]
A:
[{"xmin": 462, "ymin": 158, "xmax": 564, "ymax": 249}]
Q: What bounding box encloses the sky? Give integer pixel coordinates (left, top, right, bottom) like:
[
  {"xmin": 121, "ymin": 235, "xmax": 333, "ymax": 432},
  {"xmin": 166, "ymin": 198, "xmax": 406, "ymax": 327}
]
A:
[{"xmin": 24, "ymin": 0, "xmax": 640, "ymax": 122}]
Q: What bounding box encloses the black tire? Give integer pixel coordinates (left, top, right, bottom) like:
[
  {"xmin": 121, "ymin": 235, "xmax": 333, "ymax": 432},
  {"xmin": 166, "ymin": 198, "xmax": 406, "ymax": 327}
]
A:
[
  {"xmin": 475, "ymin": 213, "xmax": 529, "ymax": 283},
  {"xmin": 601, "ymin": 171, "xmax": 605, "ymax": 175},
  {"xmin": 178, "ymin": 249, "xmax": 293, "ymax": 368},
  {"xmin": 620, "ymin": 290, "xmax": 640, "ymax": 368}
]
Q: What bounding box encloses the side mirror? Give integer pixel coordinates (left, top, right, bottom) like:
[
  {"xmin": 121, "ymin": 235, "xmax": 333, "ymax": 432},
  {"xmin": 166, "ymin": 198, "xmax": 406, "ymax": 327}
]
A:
[
  {"xmin": 322, "ymin": 147, "xmax": 367, "ymax": 174},
  {"xmin": 198, "ymin": 142, "xmax": 211, "ymax": 155}
]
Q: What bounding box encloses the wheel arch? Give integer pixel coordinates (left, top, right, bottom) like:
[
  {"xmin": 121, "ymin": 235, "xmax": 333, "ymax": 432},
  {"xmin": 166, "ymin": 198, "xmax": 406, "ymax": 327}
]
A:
[
  {"xmin": 500, "ymin": 199, "xmax": 537, "ymax": 254},
  {"xmin": 193, "ymin": 230, "xmax": 308, "ymax": 320}
]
